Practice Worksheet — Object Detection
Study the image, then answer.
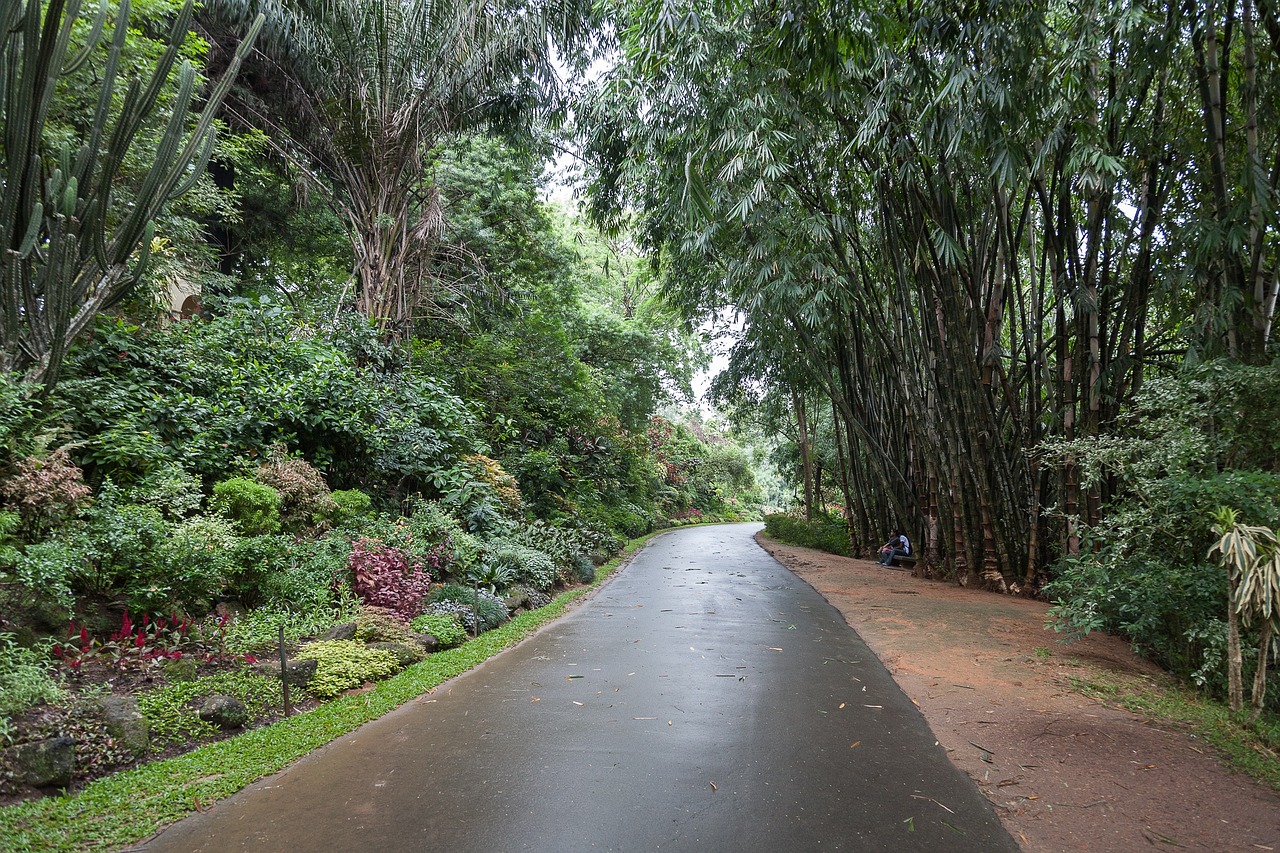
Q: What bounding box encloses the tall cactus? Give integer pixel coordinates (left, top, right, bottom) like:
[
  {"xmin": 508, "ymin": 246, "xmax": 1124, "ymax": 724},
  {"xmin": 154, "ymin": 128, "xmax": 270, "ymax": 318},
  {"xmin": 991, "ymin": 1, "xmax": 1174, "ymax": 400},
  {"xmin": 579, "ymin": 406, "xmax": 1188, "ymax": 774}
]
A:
[{"xmin": 0, "ymin": 0, "xmax": 263, "ymax": 388}]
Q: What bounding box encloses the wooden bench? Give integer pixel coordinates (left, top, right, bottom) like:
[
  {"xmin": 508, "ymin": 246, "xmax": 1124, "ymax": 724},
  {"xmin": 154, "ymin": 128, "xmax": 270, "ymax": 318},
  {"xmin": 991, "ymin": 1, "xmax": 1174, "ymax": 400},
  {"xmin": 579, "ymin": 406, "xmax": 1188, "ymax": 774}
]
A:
[{"xmin": 890, "ymin": 554, "xmax": 917, "ymax": 570}]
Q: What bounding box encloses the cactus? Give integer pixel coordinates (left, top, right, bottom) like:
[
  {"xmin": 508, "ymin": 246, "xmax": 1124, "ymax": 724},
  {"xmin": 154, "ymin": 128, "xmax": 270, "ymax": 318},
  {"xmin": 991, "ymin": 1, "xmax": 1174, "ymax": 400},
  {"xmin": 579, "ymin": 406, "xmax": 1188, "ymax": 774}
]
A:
[{"xmin": 0, "ymin": 0, "xmax": 263, "ymax": 389}]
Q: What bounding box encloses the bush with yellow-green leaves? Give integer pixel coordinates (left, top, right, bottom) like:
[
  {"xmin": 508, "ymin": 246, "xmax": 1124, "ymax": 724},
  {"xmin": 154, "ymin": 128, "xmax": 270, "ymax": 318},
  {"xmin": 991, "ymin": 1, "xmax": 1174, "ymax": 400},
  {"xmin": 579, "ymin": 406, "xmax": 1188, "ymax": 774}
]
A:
[{"xmin": 294, "ymin": 640, "xmax": 400, "ymax": 699}]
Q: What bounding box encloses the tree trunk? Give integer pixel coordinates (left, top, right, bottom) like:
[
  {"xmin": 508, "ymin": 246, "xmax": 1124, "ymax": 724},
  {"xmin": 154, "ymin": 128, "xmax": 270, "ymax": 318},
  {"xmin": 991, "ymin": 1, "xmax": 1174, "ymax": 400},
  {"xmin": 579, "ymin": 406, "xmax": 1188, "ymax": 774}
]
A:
[
  {"xmin": 1251, "ymin": 620, "xmax": 1273, "ymax": 722},
  {"xmin": 793, "ymin": 388, "xmax": 815, "ymax": 521},
  {"xmin": 1228, "ymin": 585, "xmax": 1244, "ymax": 713}
]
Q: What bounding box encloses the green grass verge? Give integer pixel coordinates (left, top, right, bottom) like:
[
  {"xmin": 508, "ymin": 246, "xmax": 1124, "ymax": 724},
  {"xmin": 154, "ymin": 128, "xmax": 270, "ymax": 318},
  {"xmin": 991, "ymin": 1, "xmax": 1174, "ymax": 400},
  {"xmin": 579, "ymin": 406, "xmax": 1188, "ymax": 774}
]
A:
[
  {"xmin": 0, "ymin": 532, "xmax": 659, "ymax": 853},
  {"xmin": 1069, "ymin": 670, "xmax": 1280, "ymax": 790}
]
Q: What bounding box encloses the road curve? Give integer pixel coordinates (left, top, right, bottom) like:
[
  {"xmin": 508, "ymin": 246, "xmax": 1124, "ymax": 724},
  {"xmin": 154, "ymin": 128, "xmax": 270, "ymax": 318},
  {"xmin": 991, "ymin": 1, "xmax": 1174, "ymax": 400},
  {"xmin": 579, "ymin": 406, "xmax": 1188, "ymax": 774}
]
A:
[{"xmin": 138, "ymin": 523, "xmax": 1015, "ymax": 852}]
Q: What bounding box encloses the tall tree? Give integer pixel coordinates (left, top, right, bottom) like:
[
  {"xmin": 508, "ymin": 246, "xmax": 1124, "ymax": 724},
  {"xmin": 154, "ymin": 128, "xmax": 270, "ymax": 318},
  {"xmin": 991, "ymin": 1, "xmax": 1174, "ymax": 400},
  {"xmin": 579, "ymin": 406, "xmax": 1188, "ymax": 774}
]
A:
[
  {"xmin": 583, "ymin": 0, "xmax": 1279, "ymax": 589},
  {"xmin": 204, "ymin": 0, "xmax": 591, "ymax": 338}
]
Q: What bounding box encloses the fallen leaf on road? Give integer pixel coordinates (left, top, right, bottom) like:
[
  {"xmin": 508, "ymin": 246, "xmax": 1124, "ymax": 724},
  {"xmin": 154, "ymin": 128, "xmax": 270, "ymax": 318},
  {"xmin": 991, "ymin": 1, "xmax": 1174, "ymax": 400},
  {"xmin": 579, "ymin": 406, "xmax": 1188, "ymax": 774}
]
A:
[
  {"xmin": 864, "ymin": 704, "xmax": 882, "ymax": 709},
  {"xmin": 710, "ymin": 782, "xmax": 718, "ymax": 791},
  {"xmin": 531, "ymin": 697, "xmax": 540, "ymax": 702},
  {"xmin": 767, "ymin": 647, "xmax": 783, "ymax": 651},
  {"xmin": 911, "ymin": 788, "xmax": 952, "ymax": 809},
  {"xmin": 850, "ymin": 741, "xmax": 861, "ymax": 749},
  {"xmin": 839, "ymin": 703, "xmax": 846, "ymax": 709},
  {"xmin": 573, "ymin": 701, "xmax": 584, "ymax": 706}
]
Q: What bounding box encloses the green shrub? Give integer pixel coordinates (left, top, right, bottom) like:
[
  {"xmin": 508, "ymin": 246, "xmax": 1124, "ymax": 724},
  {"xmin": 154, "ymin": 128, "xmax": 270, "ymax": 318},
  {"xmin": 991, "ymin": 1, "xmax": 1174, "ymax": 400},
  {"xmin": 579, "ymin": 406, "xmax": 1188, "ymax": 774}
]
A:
[
  {"xmin": 506, "ymin": 520, "xmax": 605, "ymax": 585},
  {"xmin": 604, "ymin": 501, "xmax": 651, "ymax": 539},
  {"xmin": 156, "ymin": 516, "xmax": 240, "ymax": 609},
  {"xmin": 294, "ymin": 640, "xmax": 400, "ymax": 699},
  {"xmin": 211, "ymin": 477, "xmax": 282, "ymax": 536},
  {"xmin": 0, "ymin": 510, "xmax": 19, "ymax": 573},
  {"xmin": 571, "ymin": 552, "xmax": 596, "ymax": 584},
  {"xmin": 1041, "ymin": 366, "xmax": 1280, "ymax": 693},
  {"xmin": 763, "ymin": 511, "xmax": 851, "ymax": 557},
  {"xmin": 55, "ymin": 303, "xmax": 477, "ymax": 502},
  {"xmin": 409, "ymin": 612, "xmax": 467, "ymax": 649},
  {"xmin": 354, "ymin": 608, "xmax": 420, "ymax": 645},
  {"xmin": 328, "ymin": 489, "xmax": 373, "ymax": 525},
  {"xmin": 10, "ymin": 537, "xmax": 82, "ymax": 613},
  {"xmin": 220, "ymin": 600, "xmax": 360, "ymax": 656},
  {"xmin": 0, "ymin": 634, "xmax": 64, "ymax": 722},
  {"xmin": 427, "ymin": 584, "xmax": 508, "ymax": 633},
  {"xmin": 463, "ymin": 559, "xmax": 517, "ymax": 594},
  {"xmin": 222, "ymin": 533, "xmax": 352, "ymax": 611},
  {"xmin": 483, "ymin": 541, "xmax": 556, "ymax": 592},
  {"xmin": 125, "ymin": 465, "xmax": 204, "ymax": 521},
  {"xmin": 55, "ymin": 482, "xmax": 173, "ymax": 611}
]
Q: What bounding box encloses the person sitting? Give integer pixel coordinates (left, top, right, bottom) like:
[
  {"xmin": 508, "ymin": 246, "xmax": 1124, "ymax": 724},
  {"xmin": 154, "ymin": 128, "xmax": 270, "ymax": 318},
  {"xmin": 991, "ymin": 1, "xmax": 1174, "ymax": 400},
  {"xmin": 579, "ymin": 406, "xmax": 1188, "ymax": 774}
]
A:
[{"xmin": 878, "ymin": 529, "xmax": 911, "ymax": 566}]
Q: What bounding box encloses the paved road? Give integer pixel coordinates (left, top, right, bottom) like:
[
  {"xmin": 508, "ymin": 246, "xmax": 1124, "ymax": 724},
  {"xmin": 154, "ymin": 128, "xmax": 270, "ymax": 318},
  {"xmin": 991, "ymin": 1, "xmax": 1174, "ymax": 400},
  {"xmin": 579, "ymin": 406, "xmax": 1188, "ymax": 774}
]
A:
[{"xmin": 140, "ymin": 523, "xmax": 1015, "ymax": 852}]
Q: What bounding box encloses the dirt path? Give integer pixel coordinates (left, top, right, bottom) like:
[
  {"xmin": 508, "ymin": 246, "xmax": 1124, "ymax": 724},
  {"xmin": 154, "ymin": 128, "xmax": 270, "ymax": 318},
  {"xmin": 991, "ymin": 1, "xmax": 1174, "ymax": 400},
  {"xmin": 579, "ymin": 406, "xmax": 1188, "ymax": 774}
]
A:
[{"xmin": 756, "ymin": 534, "xmax": 1280, "ymax": 852}]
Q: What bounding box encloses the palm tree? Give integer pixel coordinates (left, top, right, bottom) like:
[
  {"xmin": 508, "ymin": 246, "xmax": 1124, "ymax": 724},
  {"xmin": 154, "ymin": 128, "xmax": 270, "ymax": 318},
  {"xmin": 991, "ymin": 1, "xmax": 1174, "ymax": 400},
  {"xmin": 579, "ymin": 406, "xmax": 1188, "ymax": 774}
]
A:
[
  {"xmin": 1209, "ymin": 506, "xmax": 1280, "ymax": 719},
  {"xmin": 204, "ymin": 0, "xmax": 590, "ymax": 338}
]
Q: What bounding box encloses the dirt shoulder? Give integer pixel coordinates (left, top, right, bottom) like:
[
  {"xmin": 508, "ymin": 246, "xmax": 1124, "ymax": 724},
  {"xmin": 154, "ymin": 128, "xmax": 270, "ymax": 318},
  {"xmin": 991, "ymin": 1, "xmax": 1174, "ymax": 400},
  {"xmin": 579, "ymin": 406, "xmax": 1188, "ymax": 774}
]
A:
[{"xmin": 756, "ymin": 534, "xmax": 1280, "ymax": 852}]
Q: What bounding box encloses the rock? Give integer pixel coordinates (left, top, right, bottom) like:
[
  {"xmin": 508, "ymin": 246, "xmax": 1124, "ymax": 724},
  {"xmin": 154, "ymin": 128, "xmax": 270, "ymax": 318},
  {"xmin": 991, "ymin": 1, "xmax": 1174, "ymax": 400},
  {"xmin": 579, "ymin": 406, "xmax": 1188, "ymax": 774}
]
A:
[
  {"xmin": 282, "ymin": 658, "xmax": 318, "ymax": 687},
  {"xmin": 251, "ymin": 660, "xmax": 278, "ymax": 679},
  {"xmin": 97, "ymin": 695, "xmax": 149, "ymax": 758},
  {"xmin": 504, "ymin": 592, "xmax": 530, "ymax": 612},
  {"xmin": 368, "ymin": 642, "xmax": 421, "ymax": 668},
  {"xmin": 198, "ymin": 695, "xmax": 249, "ymax": 730},
  {"xmin": 214, "ymin": 600, "xmax": 247, "ymax": 621},
  {"xmin": 411, "ymin": 632, "xmax": 439, "ymax": 654},
  {"xmin": 162, "ymin": 656, "xmax": 200, "ymax": 683},
  {"xmin": 3, "ymin": 737, "xmax": 75, "ymax": 788},
  {"xmin": 252, "ymin": 658, "xmax": 317, "ymax": 688},
  {"xmin": 324, "ymin": 621, "xmax": 358, "ymax": 641}
]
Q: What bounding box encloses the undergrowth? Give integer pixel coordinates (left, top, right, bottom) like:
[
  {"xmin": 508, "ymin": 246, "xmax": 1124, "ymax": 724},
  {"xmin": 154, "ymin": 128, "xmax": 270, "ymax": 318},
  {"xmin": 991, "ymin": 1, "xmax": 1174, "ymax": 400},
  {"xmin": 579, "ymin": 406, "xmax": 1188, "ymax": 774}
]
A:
[{"xmin": 0, "ymin": 531, "xmax": 648, "ymax": 852}]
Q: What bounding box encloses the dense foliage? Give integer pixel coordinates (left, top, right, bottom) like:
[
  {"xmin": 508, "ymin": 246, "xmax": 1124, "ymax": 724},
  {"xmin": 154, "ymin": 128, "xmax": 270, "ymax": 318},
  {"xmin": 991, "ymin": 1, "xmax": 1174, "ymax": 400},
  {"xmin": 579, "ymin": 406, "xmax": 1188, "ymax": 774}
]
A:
[
  {"xmin": 0, "ymin": 3, "xmax": 762, "ymax": 799},
  {"xmin": 581, "ymin": 0, "xmax": 1280, "ymax": 708}
]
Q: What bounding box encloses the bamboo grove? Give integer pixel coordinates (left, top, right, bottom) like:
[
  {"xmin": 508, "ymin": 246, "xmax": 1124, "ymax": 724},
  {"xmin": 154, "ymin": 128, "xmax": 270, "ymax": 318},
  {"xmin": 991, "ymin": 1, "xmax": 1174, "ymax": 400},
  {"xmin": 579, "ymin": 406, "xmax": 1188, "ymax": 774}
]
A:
[{"xmin": 583, "ymin": 0, "xmax": 1280, "ymax": 589}]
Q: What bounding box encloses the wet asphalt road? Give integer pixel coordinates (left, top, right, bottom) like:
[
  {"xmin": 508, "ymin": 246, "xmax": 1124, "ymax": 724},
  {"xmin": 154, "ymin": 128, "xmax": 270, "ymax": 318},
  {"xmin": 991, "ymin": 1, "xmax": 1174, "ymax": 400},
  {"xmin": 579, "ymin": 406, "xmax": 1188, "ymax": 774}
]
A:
[{"xmin": 140, "ymin": 523, "xmax": 1016, "ymax": 852}]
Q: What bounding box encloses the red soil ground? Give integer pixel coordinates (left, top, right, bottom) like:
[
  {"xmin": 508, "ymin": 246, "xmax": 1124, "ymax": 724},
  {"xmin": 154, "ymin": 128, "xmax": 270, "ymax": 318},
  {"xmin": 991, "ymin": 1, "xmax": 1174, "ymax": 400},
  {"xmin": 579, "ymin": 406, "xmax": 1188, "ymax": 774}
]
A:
[{"xmin": 757, "ymin": 534, "xmax": 1280, "ymax": 852}]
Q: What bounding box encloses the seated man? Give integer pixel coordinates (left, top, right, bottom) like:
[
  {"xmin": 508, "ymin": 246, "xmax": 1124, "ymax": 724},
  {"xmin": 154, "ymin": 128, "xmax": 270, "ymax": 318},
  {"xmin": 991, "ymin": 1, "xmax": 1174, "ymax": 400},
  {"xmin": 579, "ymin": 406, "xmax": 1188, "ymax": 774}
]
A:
[{"xmin": 878, "ymin": 529, "xmax": 911, "ymax": 566}]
